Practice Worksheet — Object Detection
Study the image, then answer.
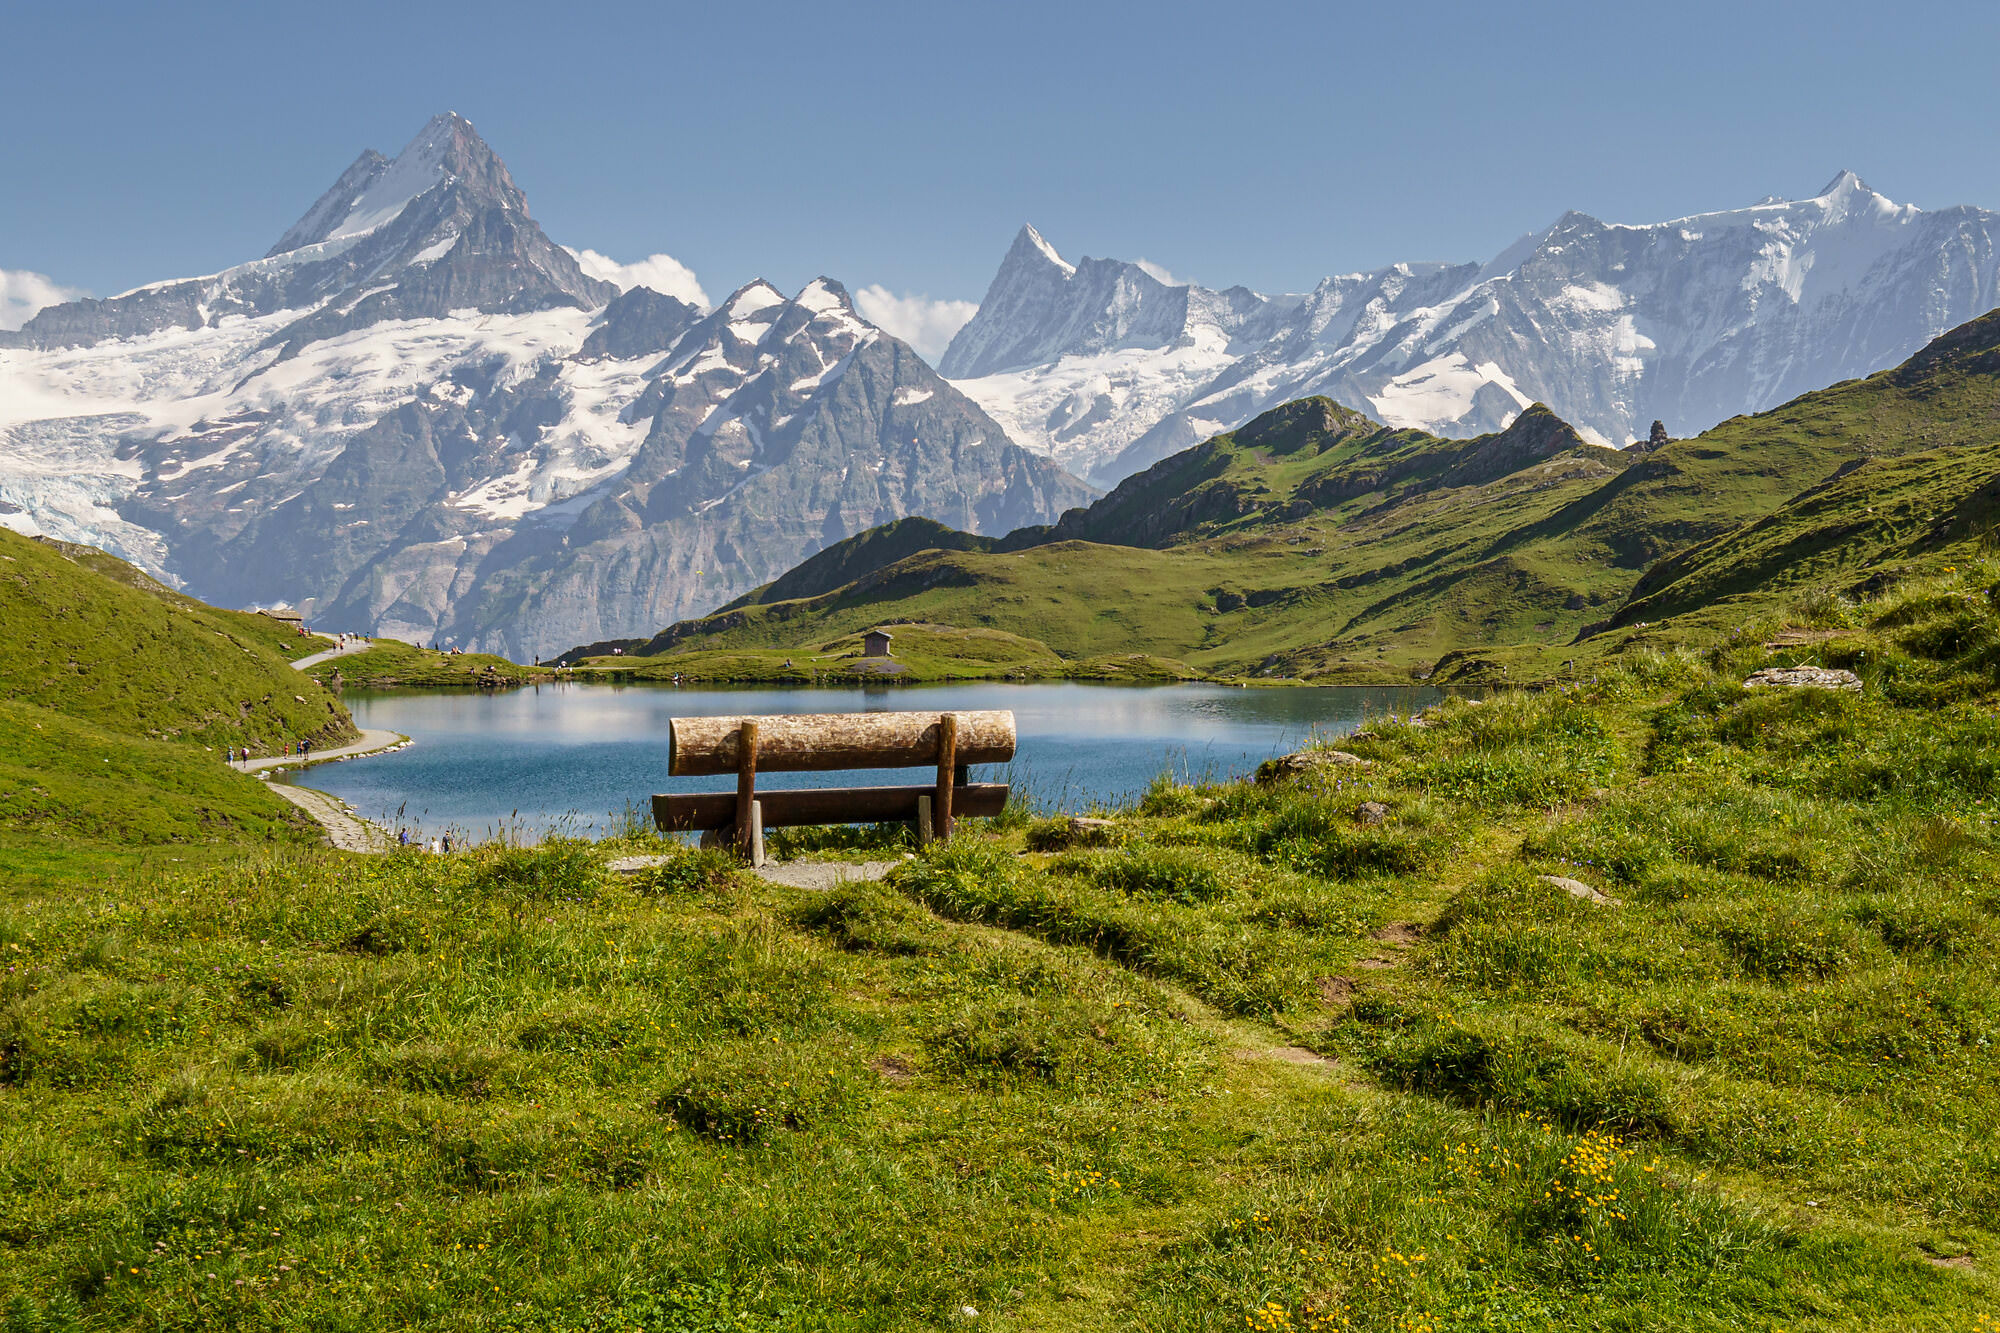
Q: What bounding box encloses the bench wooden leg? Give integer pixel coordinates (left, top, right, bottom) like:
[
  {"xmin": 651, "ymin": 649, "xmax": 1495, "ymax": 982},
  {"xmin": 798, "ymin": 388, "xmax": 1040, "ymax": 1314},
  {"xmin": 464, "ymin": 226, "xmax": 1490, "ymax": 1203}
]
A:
[
  {"xmin": 736, "ymin": 719, "xmax": 760, "ymax": 863},
  {"xmin": 935, "ymin": 713, "xmax": 957, "ymax": 842},
  {"xmin": 916, "ymin": 794, "xmax": 933, "ymax": 846}
]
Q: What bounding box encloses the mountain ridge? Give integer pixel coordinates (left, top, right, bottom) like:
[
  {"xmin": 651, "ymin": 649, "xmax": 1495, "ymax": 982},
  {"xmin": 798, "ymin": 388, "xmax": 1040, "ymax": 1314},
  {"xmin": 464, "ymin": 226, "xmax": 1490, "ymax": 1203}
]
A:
[
  {"xmin": 943, "ymin": 176, "xmax": 2000, "ymax": 485},
  {"xmin": 624, "ymin": 306, "xmax": 2000, "ymax": 680}
]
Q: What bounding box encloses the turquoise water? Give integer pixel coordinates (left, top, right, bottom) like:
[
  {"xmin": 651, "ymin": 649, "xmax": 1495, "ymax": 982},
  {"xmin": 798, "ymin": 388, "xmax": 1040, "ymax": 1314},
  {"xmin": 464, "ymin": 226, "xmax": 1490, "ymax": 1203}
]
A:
[{"xmin": 287, "ymin": 681, "xmax": 1441, "ymax": 840}]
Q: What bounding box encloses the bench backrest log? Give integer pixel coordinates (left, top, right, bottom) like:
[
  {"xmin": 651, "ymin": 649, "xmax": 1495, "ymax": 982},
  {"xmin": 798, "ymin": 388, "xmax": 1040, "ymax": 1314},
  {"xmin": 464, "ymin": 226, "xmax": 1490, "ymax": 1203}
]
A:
[
  {"xmin": 655, "ymin": 709, "xmax": 1016, "ymax": 864},
  {"xmin": 667, "ymin": 709, "xmax": 1016, "ymax": 775}
]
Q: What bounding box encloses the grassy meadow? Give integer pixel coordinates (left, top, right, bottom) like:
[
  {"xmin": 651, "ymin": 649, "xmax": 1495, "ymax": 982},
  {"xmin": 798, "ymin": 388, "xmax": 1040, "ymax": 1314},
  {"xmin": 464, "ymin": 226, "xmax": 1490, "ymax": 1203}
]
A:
[
  {"xmin": 574, "ymin": 623, "xmax": 1200, "ymax": 686},
  {"xmin": 301, "ymin": 640, "xmax": 549, "ymax": 692},
  {"xmin": 4, "ymin": 562, "xmax": 1998, "ymax": 1329}
]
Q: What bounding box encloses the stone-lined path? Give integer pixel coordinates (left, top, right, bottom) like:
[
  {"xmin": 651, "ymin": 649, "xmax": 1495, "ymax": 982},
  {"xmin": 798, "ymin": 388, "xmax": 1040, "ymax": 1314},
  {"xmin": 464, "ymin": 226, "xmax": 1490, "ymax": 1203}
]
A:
[{"xmin": 266, "ymin": 783, "xmax": 390, "ymax": 852}]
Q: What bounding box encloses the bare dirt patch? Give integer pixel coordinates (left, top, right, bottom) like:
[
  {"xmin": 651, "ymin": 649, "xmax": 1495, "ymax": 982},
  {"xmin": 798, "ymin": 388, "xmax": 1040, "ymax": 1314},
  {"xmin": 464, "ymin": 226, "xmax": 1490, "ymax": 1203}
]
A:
[
  {"xmin": 1266, "ymin": 1046, "xmax": 1337, "ymax": 1068},
  {"xmin": 1370, "ymin": 922, "xmax": 1422, "ymax": 947},
  {"xmin": 869, "ymin": 1055, "xmax": 915, "ymax": 1083},
  {"xmin": 1318, "ymin": 976, "xmax": 1357, "ymax": 1007},
  {"xmin": 1763, "ymin": 629, "xmax": 1844, "ymax": 648}
]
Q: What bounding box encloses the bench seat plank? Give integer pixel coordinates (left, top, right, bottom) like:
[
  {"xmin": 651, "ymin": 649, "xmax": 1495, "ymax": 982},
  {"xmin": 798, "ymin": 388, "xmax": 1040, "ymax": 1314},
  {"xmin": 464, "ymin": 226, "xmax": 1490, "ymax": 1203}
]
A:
[{"xmin": 654, "ymin": 783, "xmax": 1009, "ymax": 832}]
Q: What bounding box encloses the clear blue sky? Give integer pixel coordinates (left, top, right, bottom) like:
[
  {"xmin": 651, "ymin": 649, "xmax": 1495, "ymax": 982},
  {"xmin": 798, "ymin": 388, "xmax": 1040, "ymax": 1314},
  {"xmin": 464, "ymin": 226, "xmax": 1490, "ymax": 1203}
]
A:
[{"xmin": 6, "ymin": 0, "xmax": 1998, "ymax": 307}]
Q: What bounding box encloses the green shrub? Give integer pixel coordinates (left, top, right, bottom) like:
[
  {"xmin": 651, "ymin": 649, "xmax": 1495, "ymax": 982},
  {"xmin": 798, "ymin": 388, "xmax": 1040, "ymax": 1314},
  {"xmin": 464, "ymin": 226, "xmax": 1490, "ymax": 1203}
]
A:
[
  {"xmin": 1697, "ymin": 904, "xmax": 1863, "ymax": 982},
  {"xmin": 628, "ymin": 848, "xmax": 738, "ymax": 897},
  {"xmin": 1352, "ymin": 1013, "xmax": 1679, "ymax": 1137},
  {"xmin": 244, "ymin": 1016, "xmax": 322, "ymax": 1072},
  {"xmin": 891, "ymin": 842, "xmax": 1308, "ymax": 1015},
  {"xmin": 1253, "ymin": 794, "xmax": 1450, "ymax": 879},
  {"xmin": 2, "ymin": 1293, "xmax": 82, "ymax": 1333},
  {"xmin": 1788, "ymin": 584, "xmax": 1860, "ymax": 629},
  {"xmin": 1137, "ymin": 773, "xmax": 1209, "ymax": 818},
  {"xmin": 366, "ymin": 1040, "xmax": 513, "ymax": 1099},
  {"xmin": 467, "ymin": 838, "xmax": 606, "ymax": 902},
  {"xmin": 1848, "ymin": 894, "xmax": 1984, "ymax": 957},
  {"xmin": 653, "ymin": 1045, "xmax": 857, "ymax": 1143},
  {"xmin": 790, "ymin": 880, "xmax": 948, "ymax": 955},
  {"xmin": 598, "ymin": 1281, "xmax": 798, "ymax": 1333},
  {"xmin": 924, "ymin": 996, "xmax": 1129, "ymax": 1089},
  {"xmin": 1057, "ymin": 844, "xmax": 1233, "ymax": 904},
  {"xmin": 1024, "ymin": 815, "xmax": 1124, "ymax": 851}
]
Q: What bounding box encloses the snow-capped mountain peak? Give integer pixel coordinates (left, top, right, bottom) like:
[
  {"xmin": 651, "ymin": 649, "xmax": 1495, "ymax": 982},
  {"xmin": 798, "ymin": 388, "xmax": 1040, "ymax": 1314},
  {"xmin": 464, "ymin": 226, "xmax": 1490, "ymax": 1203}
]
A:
[
  {"xmin": 946, "ymin": 176, "xmax": 2000, "ymax": 484},
  {"xmin": 1016, "ymin": 223, "xmax": 1076, "ymax": 277},
  {"xmin": 938, "ymin": 222, "xmax": 1272, "ymax": 382},
  {"xmin": 795, "ymin": 276, "xmax": 857, "ymax": 316},
  {"xmin": 267, "ymin": 112, "xmax": 524, "ymax": 257},
  {"xmin": 0, "ymin": 118, "xmax": 1092, "ymax": 657}
]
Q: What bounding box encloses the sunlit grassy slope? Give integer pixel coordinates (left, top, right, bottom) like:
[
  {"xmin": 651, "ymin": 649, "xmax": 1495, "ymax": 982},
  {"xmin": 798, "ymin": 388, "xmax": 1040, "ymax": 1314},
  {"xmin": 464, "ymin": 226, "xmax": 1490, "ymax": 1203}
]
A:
[
  {"xmin": 299, "ymin": 638, "xmax": 546, "ymax": 691},
  {"xmin": 0, "ymin": 528, "xmax": 353, "ymax": 749},
  {"xmin": 619, "ymin": 310, "xmax": 2000, "ymax": 684},
  {"xmin": 0, "ymin": 526, "xmax": 352, "ymax": 843},
  {"xmin": 580, "ymin": 622, "xmax": 1198, "ymax": 685},
  {"xmin": 3, "ymin": 565, "xmax": 1997, "ymax": 1327}
]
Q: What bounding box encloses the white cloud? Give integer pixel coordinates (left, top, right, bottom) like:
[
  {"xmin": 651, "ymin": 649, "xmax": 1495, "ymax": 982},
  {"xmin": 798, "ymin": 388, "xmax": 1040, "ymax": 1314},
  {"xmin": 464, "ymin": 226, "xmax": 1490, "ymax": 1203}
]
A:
[
  {"xmin": 0, "ymin": 268, "xmax": 89, "ymax": 331},
  {"xmin": 1133, "ymin": 259, "xmax": 1185, "ymax": 287},
  {"xmin": 565, "ymin": 247, "xmax": 709, "ymax": 309},
  {"xmin": 852, "ymin": 285, "xmax": 980, "ymax": 362}
]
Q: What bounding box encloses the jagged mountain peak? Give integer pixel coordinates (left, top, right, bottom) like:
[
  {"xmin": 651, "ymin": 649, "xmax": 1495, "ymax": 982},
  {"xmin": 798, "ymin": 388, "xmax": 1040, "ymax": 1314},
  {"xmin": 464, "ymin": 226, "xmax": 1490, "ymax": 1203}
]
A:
[
  {"xmin": 722, "ymin": 280, "xmax": 786, "ymax": 316},
  {"xmin": 268, "ymin": 111, "xmax": 525, "ymax": 257},
  {"xmin": 1011, "ymin": 223, "xmax": 1076, "ymax": 277},
  {"xmin": 940, "ymin": 223, "xmax": 1244, "ymax": 380},
  {"xmin": 949, "ymin": 173, "xmax": 2000, "ymax": 486},
  {"xmin": 795, "ymin": 276, "xmax": 857, "ymax": 315}
]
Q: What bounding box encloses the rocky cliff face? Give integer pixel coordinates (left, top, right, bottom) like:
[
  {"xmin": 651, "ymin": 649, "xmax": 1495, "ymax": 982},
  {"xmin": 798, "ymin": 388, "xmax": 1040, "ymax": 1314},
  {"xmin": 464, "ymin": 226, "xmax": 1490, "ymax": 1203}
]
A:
[
  {"xmin": 944, "ymin": 174, "xmax": 2000, "ymax": 485},
  {"xmin": 0, "ymin": 116, "xmax": 1092, "ymax": 658}
]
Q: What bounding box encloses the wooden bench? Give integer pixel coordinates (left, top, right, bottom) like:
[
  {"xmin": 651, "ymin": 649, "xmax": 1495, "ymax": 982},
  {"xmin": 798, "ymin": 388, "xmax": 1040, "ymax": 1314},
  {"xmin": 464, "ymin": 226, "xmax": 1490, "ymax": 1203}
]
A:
[{"xmin": 653, "ymin": 710, "xmax": 1016, "ymax": 865}]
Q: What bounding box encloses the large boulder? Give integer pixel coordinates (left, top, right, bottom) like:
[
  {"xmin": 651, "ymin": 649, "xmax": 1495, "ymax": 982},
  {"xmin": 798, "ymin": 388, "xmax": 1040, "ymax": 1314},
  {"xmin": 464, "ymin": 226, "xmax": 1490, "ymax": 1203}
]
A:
[
  {"xmin": 1256, "ymin": 749, "xmax": 1370, "ymax": 783},
  {"xmin": 1743, "ymin": 666, "xmax": 1862, "ymax": 692}
]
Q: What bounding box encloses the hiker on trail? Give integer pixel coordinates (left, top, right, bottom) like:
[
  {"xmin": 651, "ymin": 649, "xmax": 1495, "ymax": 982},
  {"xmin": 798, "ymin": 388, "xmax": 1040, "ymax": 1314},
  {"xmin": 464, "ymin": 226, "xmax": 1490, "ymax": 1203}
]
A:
[
  {"xmin": 429, "ymin": 836, "xmax": 441, "ymax": 854},
  {"xmin": 303, "ymin": 739, "xmax": 312, "ymax": 759},
  {"xmin": 442, "ymin": 831, "xmax": 453, "ymax": 853}
]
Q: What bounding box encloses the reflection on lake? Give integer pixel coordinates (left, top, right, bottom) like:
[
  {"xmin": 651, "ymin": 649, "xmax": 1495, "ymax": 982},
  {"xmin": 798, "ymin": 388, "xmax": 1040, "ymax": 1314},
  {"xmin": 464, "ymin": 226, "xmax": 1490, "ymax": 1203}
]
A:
[{"xmin": 287, "ymin": 681, "xmax": 1441, "ymax": 840}]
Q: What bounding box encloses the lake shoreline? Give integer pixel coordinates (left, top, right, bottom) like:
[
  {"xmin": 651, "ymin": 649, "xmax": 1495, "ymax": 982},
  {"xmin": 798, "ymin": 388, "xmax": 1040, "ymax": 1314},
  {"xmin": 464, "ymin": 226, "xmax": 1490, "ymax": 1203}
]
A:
[{"xmin": 295, "ymin": 680, "xmax": 1445, "ymax": 842}]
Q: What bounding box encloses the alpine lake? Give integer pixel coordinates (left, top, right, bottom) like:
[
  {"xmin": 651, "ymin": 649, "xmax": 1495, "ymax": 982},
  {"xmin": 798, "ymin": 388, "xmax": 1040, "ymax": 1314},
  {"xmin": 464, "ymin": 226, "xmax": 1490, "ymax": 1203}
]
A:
[{"xmin": 285, "ymin": 681, "xmax": 1445, "ymax": 841}]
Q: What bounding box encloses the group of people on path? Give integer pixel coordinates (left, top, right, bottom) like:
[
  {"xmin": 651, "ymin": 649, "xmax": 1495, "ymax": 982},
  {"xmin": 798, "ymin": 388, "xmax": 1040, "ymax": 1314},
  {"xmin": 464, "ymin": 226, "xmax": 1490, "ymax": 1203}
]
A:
[
  {"xmin": 396, "ymin": 827, "xmax": 455, "ymax": 854},
  {"xmin": 224, "ymin": 739, "xmax": 319, "ymax": 766}
]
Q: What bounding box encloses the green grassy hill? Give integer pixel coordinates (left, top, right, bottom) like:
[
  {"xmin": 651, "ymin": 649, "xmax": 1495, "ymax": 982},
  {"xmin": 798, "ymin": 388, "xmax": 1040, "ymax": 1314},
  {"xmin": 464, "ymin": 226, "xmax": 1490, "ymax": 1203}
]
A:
[
  {"xmin": 615, "ymin": 310, "xmax": 2000, "ymax": 683},
  {"xmin": 605, "ymin": 400, "xmax": 1639, "ymax": 679},
  {"xmin": 2, "ymin": 570, "xmax": 1996, "ymax": 1326},
  {"xmin": 0, "ymin": 528, "xmax": 356, "ymax": 844},
  {"xmin": 300, "ymin": 638, "xmax": 545, "ymax": 691},
  {"xmin": 0, "ymin": 529, "xmax": 354, "ymax": 749},
  {"xmin": 716, "ymin": 516, "xmax": 1010, "ymax": 611}
]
